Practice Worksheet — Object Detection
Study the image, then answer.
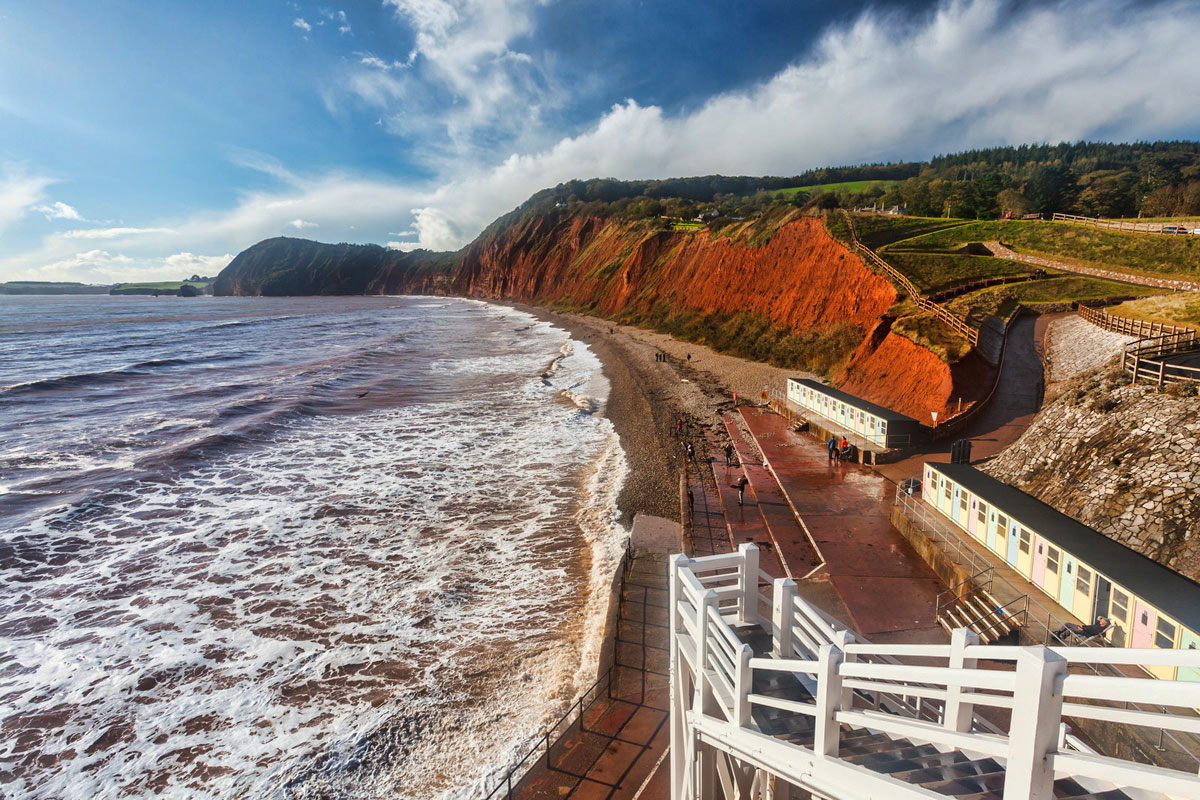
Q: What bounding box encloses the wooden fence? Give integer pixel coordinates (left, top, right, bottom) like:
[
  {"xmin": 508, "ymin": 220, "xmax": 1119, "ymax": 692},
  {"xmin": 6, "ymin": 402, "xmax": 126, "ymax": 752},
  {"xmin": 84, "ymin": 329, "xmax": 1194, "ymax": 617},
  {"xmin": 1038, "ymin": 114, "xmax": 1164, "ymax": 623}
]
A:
[
  {"xmin": 1077, "ymin": 305, "xmax": 1197, "ymax": 338},
  {"xmin": 1123, "ymin": 330, "xmax": 1200, "ymax": 388},
  {"xmin": 1051, "ymin": 212, "xmax": 1197, "ymax": 235},
  {"xmin": 841, "ymin": 212, "xmax": 979, "ymax": 346}
]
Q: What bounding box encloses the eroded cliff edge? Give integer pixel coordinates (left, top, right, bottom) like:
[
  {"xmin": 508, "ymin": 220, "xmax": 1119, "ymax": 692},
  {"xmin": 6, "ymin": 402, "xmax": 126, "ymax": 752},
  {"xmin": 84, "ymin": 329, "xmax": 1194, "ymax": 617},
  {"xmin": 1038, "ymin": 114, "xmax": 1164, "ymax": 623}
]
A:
[{"xmin": 216, "ymin": 212, "xmax": 970, "ymax": 419}]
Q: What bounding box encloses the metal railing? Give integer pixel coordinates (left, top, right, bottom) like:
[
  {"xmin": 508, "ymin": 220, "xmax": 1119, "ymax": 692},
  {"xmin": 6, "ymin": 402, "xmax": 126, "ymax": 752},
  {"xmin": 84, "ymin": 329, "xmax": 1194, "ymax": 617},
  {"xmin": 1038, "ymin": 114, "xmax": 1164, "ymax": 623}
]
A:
[
  {"xmin": 671, "ymin": 547, "xmax": 1200, "ymax": 800},
  {"xmin": 892, "ymin": 492, "xmax": 1200, "ymax": 773},
  {"xmin": 480, "ymin": 542, "xmax": 635, "ymax": 799}
]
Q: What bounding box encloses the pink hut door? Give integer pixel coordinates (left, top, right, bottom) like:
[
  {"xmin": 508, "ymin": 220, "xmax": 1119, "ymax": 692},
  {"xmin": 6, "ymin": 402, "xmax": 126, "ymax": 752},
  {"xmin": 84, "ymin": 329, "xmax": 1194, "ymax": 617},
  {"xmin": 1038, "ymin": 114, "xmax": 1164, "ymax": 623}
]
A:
[
  {"xmin": 1132, "ymin": 601, "xmax": 1157, "ymax": 649},
  {"xmin": 1032, "ymin": 540, "xmax": 1047, "ymax": 587},
  {"xmin": 968, "ymin": 498, "xmax": 978, "ymax": 536}
]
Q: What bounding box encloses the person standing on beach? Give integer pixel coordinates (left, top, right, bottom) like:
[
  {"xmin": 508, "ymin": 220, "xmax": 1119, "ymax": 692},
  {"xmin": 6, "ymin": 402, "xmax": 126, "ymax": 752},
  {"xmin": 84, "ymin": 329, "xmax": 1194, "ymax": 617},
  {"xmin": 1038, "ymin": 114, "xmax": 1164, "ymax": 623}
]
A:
[
  {"xmin": 685, "ymin": 441, "xmax": 695, "ymax": 460},
  {"xmin": 723, "ymin": 443, "xmax": 734, "ymax": 467},
  {"xmin": 675, "ymin": 418, "xmax": 683, "ymax": 437},
  {"xmin": 737, "ymin": 474, "xmax": 749, "ymax": 506}
]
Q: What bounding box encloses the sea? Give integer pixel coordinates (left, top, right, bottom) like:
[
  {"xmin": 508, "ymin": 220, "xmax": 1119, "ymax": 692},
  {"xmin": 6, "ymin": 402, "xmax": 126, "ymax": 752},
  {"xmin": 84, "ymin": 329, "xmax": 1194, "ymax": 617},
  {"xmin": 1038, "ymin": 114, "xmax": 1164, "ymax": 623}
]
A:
[{"xmin": 0, "ymin": 295, "xmax": 629, "ymax": 799}]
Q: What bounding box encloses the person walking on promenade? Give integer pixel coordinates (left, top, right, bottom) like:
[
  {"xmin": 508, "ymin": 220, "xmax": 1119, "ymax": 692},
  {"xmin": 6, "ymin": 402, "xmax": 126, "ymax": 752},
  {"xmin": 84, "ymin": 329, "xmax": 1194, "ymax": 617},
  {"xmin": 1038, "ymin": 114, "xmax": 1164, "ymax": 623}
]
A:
[
  {"xmin": 737, "ymin": 474, "xmax": 749, "ymax": 506},
  {"xmin": 827, "ymin": 435, "xmax": 837, "ymax": 462},
  {"xmin": 723, "ymin": 443, "xmax": 734, "ymax": 467}
]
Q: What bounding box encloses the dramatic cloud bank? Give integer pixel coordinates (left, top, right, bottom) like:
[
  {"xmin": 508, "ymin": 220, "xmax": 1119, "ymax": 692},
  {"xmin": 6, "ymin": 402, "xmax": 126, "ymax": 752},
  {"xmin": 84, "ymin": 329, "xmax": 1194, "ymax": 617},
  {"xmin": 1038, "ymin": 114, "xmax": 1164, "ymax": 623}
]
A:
[{"xmin": 4, "ymin": 0, "xmax": 1200, "ymax": 281}]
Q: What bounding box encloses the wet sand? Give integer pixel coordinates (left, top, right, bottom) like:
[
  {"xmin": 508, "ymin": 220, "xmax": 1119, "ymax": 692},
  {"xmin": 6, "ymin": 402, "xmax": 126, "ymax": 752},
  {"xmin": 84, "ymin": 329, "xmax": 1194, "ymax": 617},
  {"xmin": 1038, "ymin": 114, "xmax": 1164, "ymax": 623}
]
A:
[{"xmin": 514, "ymin": 304, "xmax": 815, "ymax": 526}]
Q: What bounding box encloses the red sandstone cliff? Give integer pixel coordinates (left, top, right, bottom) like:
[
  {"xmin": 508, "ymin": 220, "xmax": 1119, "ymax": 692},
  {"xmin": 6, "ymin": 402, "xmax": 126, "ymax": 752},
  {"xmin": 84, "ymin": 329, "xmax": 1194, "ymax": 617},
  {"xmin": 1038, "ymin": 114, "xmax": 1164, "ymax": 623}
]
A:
[{"xmin": 441, "ymin": 212, "xmax": 958, "ymax": 419}]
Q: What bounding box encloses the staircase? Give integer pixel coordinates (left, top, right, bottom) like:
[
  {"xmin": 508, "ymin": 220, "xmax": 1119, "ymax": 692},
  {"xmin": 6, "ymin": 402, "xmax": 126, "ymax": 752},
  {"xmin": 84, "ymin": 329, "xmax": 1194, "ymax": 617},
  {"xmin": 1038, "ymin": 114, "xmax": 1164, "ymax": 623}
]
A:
[
  {"xmin": 670, "ymin": 545, "xmax": 1200, "ymax": 800},
  {"xmin": 936, "ymin": 574, "xmax": 1026, "ymax": 645}
]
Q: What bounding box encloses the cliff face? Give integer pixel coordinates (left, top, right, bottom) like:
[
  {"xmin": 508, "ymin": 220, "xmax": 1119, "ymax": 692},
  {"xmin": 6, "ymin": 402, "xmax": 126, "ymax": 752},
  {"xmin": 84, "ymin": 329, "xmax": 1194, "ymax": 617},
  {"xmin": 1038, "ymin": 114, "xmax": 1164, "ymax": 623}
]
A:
[
  {"xmin": 215, "ymin": 214, "xmax": 965, "ymax": 418},
  {"xmin": 213, "ymin": 237, "xmax": 455, "ymax": 297},
  {"xmin": 982, "ymin": 365, "xmax": 1200, "ymax": 580}
]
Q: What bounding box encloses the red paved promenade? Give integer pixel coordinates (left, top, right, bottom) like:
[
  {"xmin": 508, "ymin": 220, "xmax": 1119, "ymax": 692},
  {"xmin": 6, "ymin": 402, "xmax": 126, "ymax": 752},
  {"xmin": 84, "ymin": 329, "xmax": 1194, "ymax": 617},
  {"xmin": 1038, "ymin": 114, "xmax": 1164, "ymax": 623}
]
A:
[{"xmin": 738, "ymin": 407, "xmax": 947, "ymax": 644}]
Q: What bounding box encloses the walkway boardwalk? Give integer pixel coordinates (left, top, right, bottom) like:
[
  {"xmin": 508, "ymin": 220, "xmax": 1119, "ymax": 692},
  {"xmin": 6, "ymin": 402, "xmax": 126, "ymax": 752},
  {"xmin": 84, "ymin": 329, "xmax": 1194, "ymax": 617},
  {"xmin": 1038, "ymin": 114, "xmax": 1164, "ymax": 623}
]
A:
[{"xmin": 738, "ymin": 407, "xmax": 947, "ymax": 644}]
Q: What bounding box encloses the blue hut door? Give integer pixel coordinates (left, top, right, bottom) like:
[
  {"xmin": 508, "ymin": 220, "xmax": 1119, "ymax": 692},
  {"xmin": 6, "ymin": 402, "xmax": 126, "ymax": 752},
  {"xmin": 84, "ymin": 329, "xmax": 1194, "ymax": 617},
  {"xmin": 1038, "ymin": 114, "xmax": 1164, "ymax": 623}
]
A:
[
  {"xmin": 1006, "ymin": 520, "xmax": 1019, "ymax": 566},
  {"xmin": 1058, "ymin": 554, "xmax": 1077, "ymax": 609},
  {"xmin": 951, "ymin": 485, "xmax": 961, "ymax": 525}
]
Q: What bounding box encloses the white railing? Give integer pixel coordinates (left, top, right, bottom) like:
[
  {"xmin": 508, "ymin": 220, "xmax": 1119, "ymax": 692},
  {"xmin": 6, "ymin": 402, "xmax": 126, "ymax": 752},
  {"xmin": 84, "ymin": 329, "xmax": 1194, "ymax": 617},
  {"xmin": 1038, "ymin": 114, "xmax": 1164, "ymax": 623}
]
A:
[{"xmin": 670, "ymin": 545, "xmax": 1200, "ymax": 800}]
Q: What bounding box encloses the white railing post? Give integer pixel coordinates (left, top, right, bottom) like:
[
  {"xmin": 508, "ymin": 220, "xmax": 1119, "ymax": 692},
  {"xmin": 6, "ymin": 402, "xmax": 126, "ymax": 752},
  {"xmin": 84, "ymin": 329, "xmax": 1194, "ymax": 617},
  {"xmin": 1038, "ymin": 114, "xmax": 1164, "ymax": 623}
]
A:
[
  {"xmin": 944, "ymin": 628, "xmax": 981, "ymax": 732},
  {"xmin": 734, "ymin": 644, "xmax": 753, "ymax": 727},
  {"xmin": 833, "ymin": 630, "xmax": 856, "ymax": 712},
  {"xmin": 668, "ymin": 555, "xmax": 688, "ymax": 800},
  {"xmin": 738, "ymin": 543, "xmax": 759, "ymax": 625},
  {"xmin": 695, "ymin": 588, "xmax": 718, "ymax": 712},
  {"xmin": 772, "ymin": 578, "xmax": 797, "ymax": 657},
  {"xmin": 1003, "ymin": 646, "xmax": 1066, "ymax": 800},
  {"xmin": 813, "ymin": 643, "xmax": 845, "ymax": 758}
]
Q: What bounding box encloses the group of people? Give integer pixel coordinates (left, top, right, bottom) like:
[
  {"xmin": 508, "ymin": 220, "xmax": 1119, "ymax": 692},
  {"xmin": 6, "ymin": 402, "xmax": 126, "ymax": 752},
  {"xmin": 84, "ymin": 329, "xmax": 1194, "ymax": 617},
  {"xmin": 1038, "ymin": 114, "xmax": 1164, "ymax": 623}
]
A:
[{"xmin": 826, "ymin": 434, "xmax": 850, "ymax": 463}]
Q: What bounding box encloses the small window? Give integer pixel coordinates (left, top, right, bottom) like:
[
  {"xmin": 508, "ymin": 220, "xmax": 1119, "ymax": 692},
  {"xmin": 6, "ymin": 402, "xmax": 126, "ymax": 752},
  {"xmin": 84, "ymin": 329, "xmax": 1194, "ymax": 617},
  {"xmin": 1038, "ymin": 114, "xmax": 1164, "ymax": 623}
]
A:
[
  {"xmin": 1047, "ymin": 547, "xmax": 1060, "ymax": 573},
  {"xmin": 1156, "ymin": 617, "xmax": 1177, "ymax": 649},
  {"xmin": 1076, "ymin": 566, "xmax": 1091, "ymax": 595},
  {"xmin": 1019, "ymin": 529, "xmax": 1032, "ymax": 554},
  {"xmin": 997, "ymin": 513, "xmax": 1009, "ymax": 531},
  {"xmin": 1110, "ymin": 588, "xmax": 1129, "ymax": 621},
  {"xmin": 977, "ymin": 502, "xmax": 987, "ymax": 526},
  {"xmin": 943, "ymin": 481, "xmax": 952, "ymax": 500},
  {"xmin": 959, "ymin": 495, "xmax": 968, "ymax": 514}
]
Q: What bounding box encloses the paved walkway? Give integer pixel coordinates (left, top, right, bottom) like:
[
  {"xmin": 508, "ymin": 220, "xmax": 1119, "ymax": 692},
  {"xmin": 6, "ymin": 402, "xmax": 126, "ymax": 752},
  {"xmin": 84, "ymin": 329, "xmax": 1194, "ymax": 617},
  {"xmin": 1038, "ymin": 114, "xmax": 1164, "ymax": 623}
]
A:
[
  {"xmin": 985, "ymin": 240, "xmax": 1200, "ymax": 292},
  {"xmin": 513, "ymin": 532, "xmax": 671, "ymax": 799},
  {"xmin": 738, "ymin": 407, "xmax": 947, "ymax": 644},
  {"xmin": 879, "ymin": 312, "xmax": 1047, "ymax": 484},
  {"xmin": 721, "ymin": 413, "xmax": 821, "ymax": 578}
]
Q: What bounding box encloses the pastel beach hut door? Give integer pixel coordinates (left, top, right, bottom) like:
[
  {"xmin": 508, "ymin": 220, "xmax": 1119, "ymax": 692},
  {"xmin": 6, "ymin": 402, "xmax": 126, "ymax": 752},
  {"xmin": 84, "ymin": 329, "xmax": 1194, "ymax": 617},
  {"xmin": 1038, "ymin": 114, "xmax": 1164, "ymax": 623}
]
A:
[
  {"xmin": 1032, "ymin": 540, "xmax": 1047, "ymax": 587},
  {"xmin": 1058, "ymin": 553, "xmax": 1077, "ymax": 609},
  {"xmin": 951, "ymin": 485, "xmax": 962, "ymax": 525},
  {"xmin": 1179, "ymin": 630, "xmax": 1200, "ymax": 682},
  {"xmin": 1131, "ymin": 601, "xmax": 1156, "ymax": 649},
  {"xmin": 1006, "ymin": 520, "xmax": 1020, "ymax": 567}
]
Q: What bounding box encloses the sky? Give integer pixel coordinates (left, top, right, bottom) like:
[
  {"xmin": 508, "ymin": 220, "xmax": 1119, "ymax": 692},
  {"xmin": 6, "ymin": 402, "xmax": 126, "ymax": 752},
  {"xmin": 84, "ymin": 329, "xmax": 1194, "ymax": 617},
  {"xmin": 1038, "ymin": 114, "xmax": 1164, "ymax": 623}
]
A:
[{"xmin": 1, "ymin": 0, "xmax": 1199, "ymax": 284}]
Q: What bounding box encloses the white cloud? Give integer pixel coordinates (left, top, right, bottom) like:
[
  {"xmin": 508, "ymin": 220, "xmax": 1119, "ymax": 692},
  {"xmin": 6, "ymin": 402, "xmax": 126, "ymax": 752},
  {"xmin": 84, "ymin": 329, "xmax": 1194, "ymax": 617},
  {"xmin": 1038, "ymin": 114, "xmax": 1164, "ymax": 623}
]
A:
[
  {"xmin": 64, "ymin": 226, "xmax": 172, "ymax": 239},
  {"xmin": 341, "ymin": 0, "xmax": 552, "ymax": 154},
  {"xmin": 393, "ymin": 0, "xmax": 1200, "ymax": 249},
  {"xmin": 33, "ymin": 201, "xmax": 82, "ymax": 221},
  {"xmin": 288, "ymin": 219, "xmax": 318, "ymax": 229},
  {"xmin": 0, "ymin": 165, "xmax": 55, "ymax": 232},
  {"xmin": 386, "ymin": 241, "xmax": 421, "ymax": 251},
  {"xmin": 293, "ymin": 17, "xmax": 312, "ymax": 32},
  {"xmin": 163, "ymin": 252, "xmax": 233, "ymax": 276},
  {"xmin": 5, "ymin": 0, "xmax": 1200, "ymax": 285}
]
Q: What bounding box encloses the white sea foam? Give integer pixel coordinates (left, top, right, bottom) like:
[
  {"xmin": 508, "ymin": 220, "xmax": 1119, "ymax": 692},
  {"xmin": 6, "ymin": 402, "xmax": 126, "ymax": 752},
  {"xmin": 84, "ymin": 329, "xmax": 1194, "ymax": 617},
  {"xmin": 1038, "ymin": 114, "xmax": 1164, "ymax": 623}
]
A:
[{"xmin": 0, "ymin": 299, "xmax": 629, "ymax": 800}]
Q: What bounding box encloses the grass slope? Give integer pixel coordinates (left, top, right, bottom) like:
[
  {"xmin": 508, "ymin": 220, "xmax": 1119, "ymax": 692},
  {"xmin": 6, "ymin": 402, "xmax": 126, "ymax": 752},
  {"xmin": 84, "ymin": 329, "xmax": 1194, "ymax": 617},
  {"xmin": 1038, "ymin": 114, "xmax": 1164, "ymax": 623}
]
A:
[
  {"xmin": 902, "ymin": 220, "xmax": 1200, "ymax": 281},
  {"xmin": 1111, "ymin": 294, "xmax": 1200, "ymax": 328}
]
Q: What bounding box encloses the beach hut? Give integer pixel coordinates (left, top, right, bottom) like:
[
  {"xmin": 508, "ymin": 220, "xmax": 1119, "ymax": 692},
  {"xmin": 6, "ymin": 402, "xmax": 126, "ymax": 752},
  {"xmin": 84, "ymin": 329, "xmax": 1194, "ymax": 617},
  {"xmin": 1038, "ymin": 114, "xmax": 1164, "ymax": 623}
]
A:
[
  {"xmin": 924, "ymin": 463, "xmax": 1200, "ymax": 678},
  {"xmin": 786, "ymin": 378, "xmax": 920, "ymax": 448}
]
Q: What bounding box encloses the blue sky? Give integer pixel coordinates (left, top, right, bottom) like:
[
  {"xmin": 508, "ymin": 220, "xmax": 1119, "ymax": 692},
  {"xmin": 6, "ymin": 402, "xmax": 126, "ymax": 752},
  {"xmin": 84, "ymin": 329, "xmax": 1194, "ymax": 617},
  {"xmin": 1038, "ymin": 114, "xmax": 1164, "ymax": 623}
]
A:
[{"xmin": 1, "ymin": 0, "xmax": 1199, "ymax": 283}]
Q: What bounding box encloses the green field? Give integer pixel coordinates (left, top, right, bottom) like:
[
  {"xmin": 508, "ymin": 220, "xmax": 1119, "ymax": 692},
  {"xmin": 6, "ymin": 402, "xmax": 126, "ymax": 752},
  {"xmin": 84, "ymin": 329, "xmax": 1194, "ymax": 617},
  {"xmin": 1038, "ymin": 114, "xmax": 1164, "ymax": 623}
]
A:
[
  {"xmin": 669, "ymin": 220, "xmax": 703, "ymax": 232},
  {"xmin": 775, "ymin": 180, "xmax": 899, "ymax": 198},
  {"xmin": 899, "ymin": 220, "xmax": 1200, "ymax": 281},
  {"xmin": 944, "ymin": 277, "xmax": 1162, "ymax": 327},
  {"xmin": 1111, "ymin": 294, "xmax": 1200, "ymax": 328},
  {"xmin": 879, "ymin": 251, "xmax": 1037, "ymax": 294},
  {"xmin": 851, "ymin": 214, "xmax": 970, "ymax": 248},
  {"xmin": 112, "ymin": 280, "xmax": 210, "ymax": 290}
]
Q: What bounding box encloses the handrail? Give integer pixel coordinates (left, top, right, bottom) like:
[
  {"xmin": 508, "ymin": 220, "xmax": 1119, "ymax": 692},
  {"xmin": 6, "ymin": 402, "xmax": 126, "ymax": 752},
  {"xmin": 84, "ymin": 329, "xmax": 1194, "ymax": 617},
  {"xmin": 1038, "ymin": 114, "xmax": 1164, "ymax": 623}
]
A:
[
  {"xmin": 1052, "ymin": 211, "xmax": 1198, "ymax": 236},
  {"xmin": 840, "ymin": 210, "xmax": 979, "ymax": 346}
]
